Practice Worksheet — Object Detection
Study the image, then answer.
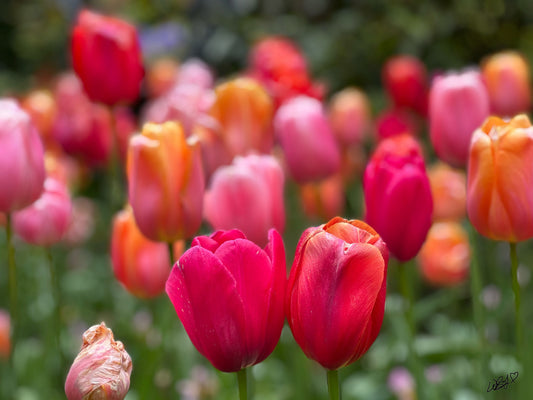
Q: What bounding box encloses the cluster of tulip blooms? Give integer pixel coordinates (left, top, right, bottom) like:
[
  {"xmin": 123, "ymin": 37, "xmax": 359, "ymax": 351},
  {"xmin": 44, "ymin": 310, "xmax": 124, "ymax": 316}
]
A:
[{"xmin": 1, "ymin": 6, "xmax": 533, "ymax": 400}]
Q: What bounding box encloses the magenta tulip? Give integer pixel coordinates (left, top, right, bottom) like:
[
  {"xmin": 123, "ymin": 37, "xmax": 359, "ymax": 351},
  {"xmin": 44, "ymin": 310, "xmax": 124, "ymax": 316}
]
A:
[{"xmin": 166, "ymin": 229, "xmax": 286, "ymax": 372}]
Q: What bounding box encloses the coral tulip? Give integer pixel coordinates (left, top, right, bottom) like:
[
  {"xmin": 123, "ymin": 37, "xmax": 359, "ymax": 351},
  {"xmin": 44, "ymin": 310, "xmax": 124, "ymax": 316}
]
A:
[
  {"xmin": 467, "ymin": 114, "xmax": 533, "ymax": 242},
  {"xmin": 328, "ymin": 87, "xmax": 371, "ymax": 146},
  {"xmin": 21, "ymin": 89, "xmax": 57, "ymax": 148},
  {"xmin": 286, "ymin": 217, "xmax": 388, "ymax": 370},
  {"xmin": 429, "ymin": 70, "xmax": 490, "ymax": 167},
  {"xmin": 363, "ymin": 134, "xmax": 433, "ymax": 261},
  {"xmin": 299, "ymin": 174, "xmax": 344, "ymax": 222},
  {"xmin": 0, "ymin": 99, "xmax": 45, "ymax": 213},
  {"xmin": 166, "ymin": 229, "xmax": 286, "ymax": 372},
  {"xmin": 127, "ymin": 121, "xmax": 204, "ymax": 242},
  {"xmin": 204, "ymin": 154, "xmax": 285, "ymax": 246},
  {"xmin": 71, "ymin": 10, "xmax": 144, "ymax": 106},
  {"xmin": 428, "ymin": 162, "xmax": 466, "ymax": 222},
  {"xmin": 145, "ymin": 57, "xmax": 179, "ymax": 98}
]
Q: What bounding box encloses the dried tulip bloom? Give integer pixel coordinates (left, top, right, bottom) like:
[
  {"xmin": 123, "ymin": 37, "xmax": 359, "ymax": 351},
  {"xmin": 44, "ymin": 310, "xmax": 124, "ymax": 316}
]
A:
[{"xmin": 65, "ymin": 322, "xmax": 132, "ymax": 400}]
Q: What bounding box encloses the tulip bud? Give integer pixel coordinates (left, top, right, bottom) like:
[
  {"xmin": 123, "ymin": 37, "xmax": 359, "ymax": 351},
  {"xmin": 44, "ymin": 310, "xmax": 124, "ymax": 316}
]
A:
[
  {"xmin": 328, "ymin": 87, "xmax": 371, "ymax": 146},
  {"xmin": 417, "ymin": 221, "xmax": 470, "ymax": 287},
  {"xmin": 467, "ymin": 114, "xmax": 533, "ymax": 242},
  {"xmin": 428, "ymin": 162, "xmax": 466, "ymax": 222},
  {"xmin": 0, "ymin": 310, "xmax": 10, "ymax": 360},
  {"xmin": 364, "ymin": 134, "xmax": 433, "ymax": 261},
  {"xmin": 0, "ymin": 99, "xmax": 45, "ymax": 213},
  {"xmin": 127, "ymin": 121, "xmax": 205, "ymax": 242},
  {"xmin": 429, "ymin": 70, "xmax": 490, "ymax": 167},
  {"xmin": 299, "ymin": 174, "xmax": 344, "ymax": 222},
  {"xmin": 204, "ymin": 154, "xmax": 285, "ymax": 246},
  {"xmin": 286, "ymin": 217, "xmax": 388, "ymax": 370},
  {"xmin": 71, "ymin": 10, "xmax": 144, "ymax": 106},
  {"xmin": 65, "ymin": 322, "xmax": 132, "ymax": 400},
  {"xmin": 274, "ymin": 96, "xmax": 341, "ymax": 183},
  {"xmin": 166, "ymin": 229, "xmax": 286, "ymax": 372}
]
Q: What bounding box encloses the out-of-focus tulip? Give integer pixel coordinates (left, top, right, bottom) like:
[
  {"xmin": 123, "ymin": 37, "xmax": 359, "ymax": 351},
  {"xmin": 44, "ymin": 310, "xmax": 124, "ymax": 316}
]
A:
[
  {"xmin": 13, "ymin": 177, "xmax": 72, "ymax": 246},
  {"xmin": 21, "ymin": 89, "xmax": 57, "ymax": 148},
  {"xmin": 375, "ymin": 108, "xmax": 419, "ymax": 140},
  {"xmin": 286, "ymin": 217, "xmax": 388, "ymax": 370},
  {"xmin": 0, "ymin": 310, "xmax": 10, "ymax": 360},
  {"xmin": 248, "ymin": 36, "xmax": 324, "ymax": 108},
  {"xmin": 166, "ymin": 229, "xmax": 286, "ymax": 372},
  {"xmin": 127, "ymin": 121, "xmax": 204, "ymax": 242},
  {"xmin": 0, "ymin": 99, "xmax": 45, "ymax": 213},
  {"xmin": 111, "ymin": 207, "xmax": 177, "ymax": 298},
  {"xmin": 482, "ymin": 51, "xmax": 531, "ymax": 117},
  {"xmin": 204, "ymin": 155, "xmax": 284, "ymax": 246},
  {"xmin": 145, "ymin": 57, "xmax": 179, "ymax": 98},
  {"xmin": 364, "ymin": 134, "xmax": 433, "ymax": 261},
  {"xmin": 299, "ymin": 174, "xmax": 344, "ymax": 222},
  {"xmin": 428, "ymin": 162, "xmax": 466, "ymax": 222},
  {"xmin": 383, "ymin": 55, "xmax": 428, "ymax": 115},
  {"xmin": 274, "ymin": 96, "xmax": 341, "ymax": 183},
  {"xmin": 176, "ymin": 58, "xmax": 214, "ymax": 89},
  {"xmin": 328, "ymin": 87, "xmax": 371, "ymax": 146},
  {"xmin": 387, "ymin": 367, "xmax": 415, "ymax": 400},
  {"xmin": 429, "ymin": 70, "xmax": 490, "ymax": 167},
  {"xmin": 71, "ymin": 10, "xmax": 144, "ymax": 106},
  {"xmin": 467, "ymin": 114, "xmax": 533, "ymax": 242},
  {"xmin": 210, "ymin": 78, "xmax": 273, "ymax": 157},
  {"xmin": 65, "ymin": 322, "xmax": 132, "ymax": 400},
  {"xmin": 193, "ymin": 124, "xmax": 232, "ymax": 180},
  {"xmin": 417, "ymin": 221, "xmax": 470, "ymax": 287}
]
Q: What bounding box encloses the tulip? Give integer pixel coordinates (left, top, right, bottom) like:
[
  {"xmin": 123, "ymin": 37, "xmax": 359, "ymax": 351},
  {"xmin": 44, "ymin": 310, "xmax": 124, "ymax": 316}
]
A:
[
  {"xmin": 387, "ymin": 367, "xmax": 415, "ymax": 400},
  {"xmin": 0, "ymin": 99, "xmax": 45, "ymax": 213},
  {"xmin": 299, "ymin": 174, "xmax": 344, "ymax": 222},
  {"xmin": 274, "ymin": 96, "xmax": 341, "ymax": 183},
  {"xmin": 417, "ymin": 221, "xmax": 470, "ymax": 287},
  {"xmin": 71, "ymin": 10, "xmax": 144, "ymax": 106},
  {"xmin": 363, "ymin": 134, "xmax": 433, "ymax": 261},
  {"xmin": 111, "ymin": 207, "xmax": 177, "ymax": 298},
  {"xmin": 65, "ymin": 322, "xmax": 132, "ymax": 400},
  {"xmin": 482, "ymin": 51, "xmax": 531, "ymax": 117},
  {"xmin": 429, "ymin": 70, "xmax": 490, "ymax": 167},
  {"xmin": 0, "ymin": 310, "xmax": 9, "ymax": 360},
  {"xmin": 375, "ymin": 108, "xmax": 419, "ymax": 140},
  {"xmin": 204, "ymin": 154, "xmax": 285, "ymax": 246},
  {"xmin": 145, "ymin": 57, "xmax": 179, "ymax": 98},
  {"xmin": 286, "ymin": 217, "xmax": 388, "ymax": 370},
  {"xmin": 127, "ymin": 121, "xmax": 204, "ymax": 242},
  {"xmin": 467, "ymin": 114, "xmax": 533, "ymax": 242},
  {"xmin": 13, "ymin": 177, "xmax": 72, "ymax": 246},
  {"xmin": 176, "ymin": 58, "xmax": 214, "ymax": 89},
  {"xmin": 428, "ymin": 162, "xmax": 466, "ymax": 222},
  {"xmin": 165, "ymin": 229, "xmax": 286, "ymax": 373},
  {"xmin": 21, "ymin": 89, "xmax": 57, "ymax": 149},
  {"xmin": 210, "ymin": 77, "xmax": 273, "ymax": 157},
  {"xmin": 328, "ymin": 87, "xmax": 371, "ymax": 146}
]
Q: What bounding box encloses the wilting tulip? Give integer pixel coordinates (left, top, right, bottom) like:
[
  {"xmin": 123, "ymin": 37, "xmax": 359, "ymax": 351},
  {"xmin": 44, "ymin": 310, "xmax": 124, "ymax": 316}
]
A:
[
  {"xmin": 210, "ymin": 78, "xmax": 273, "ymax": 157},
  {"xmin": 0, "ymin": 310, "xmax": 9, "ymax": 360},
  {"xmin": 328, "ymin": 87, "xmax": 371, "ymax": 146},
  {"xmin": 299, "ymin": 174, "xmax": 344, "ymax": 222},
  {"xmin": 274, "ymin": 96, "xmax": 341, "ymax": 183},
  {"xmin": 127, "ymin": 121, "xmax": 204, "ymax": 242},
  {"xmin": 482, "ymin": 51, "xmax": 531, "ymax": 117},
  {"xmin": 111, "ymin": 207, "xmax": 175, "ymax": 298},
  {"xmin": 467, "ymin": 115, "xmax": 533, "ymax": 242},
  {"xmin": 364, "ymin": 134, "xmax": 433, "ymax": 261},
  {"xmin": 65, "ymin": 322, "xmax": 132, "ymax": 400},
  {"xmin": 428, "ymin": 162, "xmax": 466, "ymax": 222},
  {"xmin": 166, "ymin": 229, "xmax": 286, "ymax": 372},
  {"xmin": 204, "ymin": 155, "xmax": 285, "ymax": 246},
  {"xmin": 383, "ymin": 55, "xmax": 428, "ymax": 115},
  {"xmin": 286, "ymin": 217, "xmax": 388, "ymax": 370},
  {"xmin": 429, "ymin": 70, "xmax": 490, "ymax": 167},
  {"xmin": 0, "ymin": 99, "xmax": 45, "ymax": 213},
  {"xmin": 417, "ymin": 221, "xmax": 470, "ymax": 287},
  {"xmin": 71, "ymin": 10, "xmax": 144, "ymax": 106},
  {"xmin": 375, "ymin": 108, "xmax": 419, "ymax": 140},
  {"xmin": 13, "ymin": 177, "xmax": 72, "ymax": 246}
]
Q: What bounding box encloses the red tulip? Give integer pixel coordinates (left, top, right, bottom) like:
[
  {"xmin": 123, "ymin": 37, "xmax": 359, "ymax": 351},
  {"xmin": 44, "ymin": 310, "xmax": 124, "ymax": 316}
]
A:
[
  {"xmin": 166, "ymin": 229, "xmax": 286, "ymax": 372},
  {"xmin": 363, "ymin": 134, "xmax": 433, "ymax": 261},
  {"xmin": 375, "ymin": 108, "xmax": 419, "ymax": 140},
  {"xmin": 286, "ymin": 217, "xmax": 388, "ymax": 370},
  {"xmin": 71, "ymin": 10, "xmax": 144, "ymax": 106}
]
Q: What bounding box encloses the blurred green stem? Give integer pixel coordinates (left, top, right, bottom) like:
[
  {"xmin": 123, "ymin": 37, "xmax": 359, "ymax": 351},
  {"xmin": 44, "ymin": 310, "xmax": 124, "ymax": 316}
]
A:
[
  {"xmin": 168, "ymin": 242, "xmax": 174, "ymax": 264},
  {"xmin": 237, "ymin": 368, "xmax": 248, "ymax": 400},
  {"xmin": 327, "ymin": 369, "xmax": 340, "ymax": 400},
  {"xmin": 45, "ymin": 246, "xmax": 63, "ymax": 377},
  {"xmin": 509, "ymin": 243, "xmax": 523, "ymax": 352},
  {"xmin": 108, "ymin": 105, "xmax": 122, "ymax": 211},
  {"xmin": 6, "ymin": 215, "xmax": 17, "ymax": 381}
]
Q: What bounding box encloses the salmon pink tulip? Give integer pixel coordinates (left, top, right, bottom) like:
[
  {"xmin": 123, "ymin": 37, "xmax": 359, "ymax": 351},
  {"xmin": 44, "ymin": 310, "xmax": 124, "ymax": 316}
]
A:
[
  {"xmin": 428, "ymin": 162, "xmax": 466, "ymax": 222},
  {"xmin": 328, "ymin": 87, "xmax": 371, "ymax": 146}
]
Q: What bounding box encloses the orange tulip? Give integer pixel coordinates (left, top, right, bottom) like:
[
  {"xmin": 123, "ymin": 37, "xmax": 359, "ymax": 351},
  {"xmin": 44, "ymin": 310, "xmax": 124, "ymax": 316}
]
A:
[
  {"xmin": 428, "ymin": 162, "xmax": 466, "ymax": 222},
  {"xmin": 299, "ymin": 174, "xmax": 344, "ymax": 222},
  {"xmin": 127, "ymin": 121, "xmax": 205, "ymax": 242},
  {"xmin": 467, "ymin": 114, "xmax": 533, "ymax": 242}
]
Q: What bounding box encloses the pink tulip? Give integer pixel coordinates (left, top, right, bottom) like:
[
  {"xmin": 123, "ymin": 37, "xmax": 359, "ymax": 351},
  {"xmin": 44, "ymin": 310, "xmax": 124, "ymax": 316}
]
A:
[
  {"xmin": 204, "ymin": 155, "xmax": 285, "ymax": 246},
  {"xmin": 328, "ymin": 87, "xmax": 372, "ymax": 146},
  {"xmin": 0, "ymin": 99, "xmax": 45, "ymax": 213},
  {"xmin": 364, "ymin": 134, "xmax": 433, "ymax": 261},
  {"xmin": 13, "ymin": 177, "xmax": 72, "ymax": 246},
  {"xmin": 429, "ymin": 70, "xmax": 490, "ymax": 167},
  {"xmin": 375, "ymin": 108, "xmax": 419, "ymax": 140},
  {"xmin": 166, "ymin": 229, "xmax": 286, "ymax": 372},
  {"xmin": 176, "ymin": 58, "xmax": 214, "ymax": 89},
  {"xmin": 274, "ymin": 96, "xmax": 341, "ymax": 183}
]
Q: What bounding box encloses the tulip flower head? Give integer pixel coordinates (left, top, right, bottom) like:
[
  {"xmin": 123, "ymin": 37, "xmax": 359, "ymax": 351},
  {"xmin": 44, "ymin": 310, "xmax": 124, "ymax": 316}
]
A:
[
  {"xmin": 0, "ymin": 310, "xmax": 10, "ymax": 360},
  {"xmin": 428, "ymin": 162, "xmax": 466, "ymax": 222},
  {"xmin": 286, "ymin": 217, "xmax": 388, "ymax": 370},
  {"xmin": 166, "ymin": 229, "xmax": 286, "ymax": 372},
  {"xmin": 328, "ymin": 87, "xmax": 371, "ymax": 146},
  {"xmin": 467, "ymin": 114, "xmax": 533, "ymax": 242}
]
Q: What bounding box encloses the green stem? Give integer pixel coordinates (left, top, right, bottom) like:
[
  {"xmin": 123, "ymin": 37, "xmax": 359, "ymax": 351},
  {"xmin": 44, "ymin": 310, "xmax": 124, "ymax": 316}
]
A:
[
  {"xmin": 6, "ymin": 214, "xmax": 17, "ymax": 362},
  {"xmin": 45, "ymin": 246, "xmax": 64, "ymax": 379},
  {"xmin": 167, "ymin": 242, "xmax": 175, "ymax": 265},
  {"xmin": 509, "ymin": 243, "xmax": 523, "ymax": 353},
  {"xmin": 327, "ymin": 369, "xmax": 340, "ymax": 400},
  {"xmin": 237, "ymin": 368, "xmax": 248, "ymax": 400}
]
